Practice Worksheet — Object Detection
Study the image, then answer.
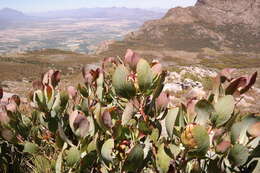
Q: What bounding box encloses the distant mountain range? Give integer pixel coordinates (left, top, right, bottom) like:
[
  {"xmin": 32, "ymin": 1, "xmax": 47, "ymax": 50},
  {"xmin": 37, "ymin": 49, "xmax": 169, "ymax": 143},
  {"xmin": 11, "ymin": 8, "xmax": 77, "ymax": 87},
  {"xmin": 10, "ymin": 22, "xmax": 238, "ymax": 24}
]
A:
[
  {"xmin": 0, "ymin": 7, "xmax": 166, "ymax": 21},
  {"xmin": 29, "ymin": 7, "xmax": 165, "ymax": 20},
  {"xmin": 0, "ymin": 8, "xmax": 27, "ymax": 20}
]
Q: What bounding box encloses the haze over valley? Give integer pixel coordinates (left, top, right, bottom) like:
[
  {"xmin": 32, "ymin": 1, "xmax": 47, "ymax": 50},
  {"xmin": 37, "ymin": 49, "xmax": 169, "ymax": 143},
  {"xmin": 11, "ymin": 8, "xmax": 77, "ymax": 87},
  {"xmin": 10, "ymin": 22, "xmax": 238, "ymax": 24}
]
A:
[{"xmin": 0, "ymin": 7, "xmax": 165, "ymax": 54}]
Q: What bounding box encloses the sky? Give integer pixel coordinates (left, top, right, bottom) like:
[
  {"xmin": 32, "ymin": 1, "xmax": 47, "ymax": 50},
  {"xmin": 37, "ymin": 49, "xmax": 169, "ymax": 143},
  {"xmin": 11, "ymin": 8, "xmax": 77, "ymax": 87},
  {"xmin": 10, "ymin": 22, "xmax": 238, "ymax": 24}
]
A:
[{"xmin": 0, "ymin": 0, "xmax": 197, "ymax": 12}]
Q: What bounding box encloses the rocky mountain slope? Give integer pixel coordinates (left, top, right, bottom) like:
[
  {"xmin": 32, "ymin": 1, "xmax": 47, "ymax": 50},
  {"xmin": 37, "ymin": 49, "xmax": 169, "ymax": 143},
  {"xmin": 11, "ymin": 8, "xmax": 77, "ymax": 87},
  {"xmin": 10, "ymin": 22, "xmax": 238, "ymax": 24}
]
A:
[{"xmin": 101, "ymin": 0, "xmax": 260, "ymax": 55}]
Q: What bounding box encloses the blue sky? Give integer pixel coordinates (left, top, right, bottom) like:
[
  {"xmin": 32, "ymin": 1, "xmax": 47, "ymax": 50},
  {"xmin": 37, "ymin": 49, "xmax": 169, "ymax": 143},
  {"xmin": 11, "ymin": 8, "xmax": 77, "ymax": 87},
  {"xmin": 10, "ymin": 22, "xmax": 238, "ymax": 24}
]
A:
[{"xmin": 0, "ymin": 0, "xmax": 197, "ymax": 12}]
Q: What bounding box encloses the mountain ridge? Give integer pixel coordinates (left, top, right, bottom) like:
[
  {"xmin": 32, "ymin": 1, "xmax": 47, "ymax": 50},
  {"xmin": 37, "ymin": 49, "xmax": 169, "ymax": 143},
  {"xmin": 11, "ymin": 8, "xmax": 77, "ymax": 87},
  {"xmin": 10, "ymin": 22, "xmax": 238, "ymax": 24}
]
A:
[{"xmin": 101, "ymin": 0, "xmax": 260, "ymax": 55}]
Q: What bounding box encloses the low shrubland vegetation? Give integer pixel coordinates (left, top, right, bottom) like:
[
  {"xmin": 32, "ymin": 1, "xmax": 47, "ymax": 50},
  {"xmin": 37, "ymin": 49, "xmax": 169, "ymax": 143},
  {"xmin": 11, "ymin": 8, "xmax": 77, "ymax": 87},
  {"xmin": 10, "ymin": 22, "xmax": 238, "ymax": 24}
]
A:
[{"xmin": 0, "ymin": 49, "xmax": 259, "ymax": 172}]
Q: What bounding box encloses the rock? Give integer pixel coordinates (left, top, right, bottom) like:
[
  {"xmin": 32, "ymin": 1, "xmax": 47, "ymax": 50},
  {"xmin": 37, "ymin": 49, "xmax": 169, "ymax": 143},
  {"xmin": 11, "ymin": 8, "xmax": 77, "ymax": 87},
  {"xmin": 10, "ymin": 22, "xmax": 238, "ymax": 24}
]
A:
[
  {"xmin": 163, "ymin": 83, "xmax": 182, "ymax": 94},
  {"xmin": 185, "ymin": 88, "xmax": 206, "ymax": 100},
  {"xmin": 180, "ymin": 67, "xmax": 217, "ymax": 78}
]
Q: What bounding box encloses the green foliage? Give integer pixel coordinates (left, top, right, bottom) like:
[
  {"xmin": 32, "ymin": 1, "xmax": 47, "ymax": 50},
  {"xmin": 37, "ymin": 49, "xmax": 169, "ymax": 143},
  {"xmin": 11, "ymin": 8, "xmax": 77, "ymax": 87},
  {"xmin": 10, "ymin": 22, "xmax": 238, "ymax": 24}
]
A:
[{"xmin": 0, "ymin": 50, "xmax": 259, "ymax": 172}]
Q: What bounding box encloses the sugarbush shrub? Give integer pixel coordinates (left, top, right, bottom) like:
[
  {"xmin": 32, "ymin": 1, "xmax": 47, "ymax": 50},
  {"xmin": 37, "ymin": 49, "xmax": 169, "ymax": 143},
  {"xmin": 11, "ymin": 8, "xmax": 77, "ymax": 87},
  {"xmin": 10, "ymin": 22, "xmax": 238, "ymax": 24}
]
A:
[{"xmin": 0, "ymin": 49, "xmax": 259, "ymax": 173}]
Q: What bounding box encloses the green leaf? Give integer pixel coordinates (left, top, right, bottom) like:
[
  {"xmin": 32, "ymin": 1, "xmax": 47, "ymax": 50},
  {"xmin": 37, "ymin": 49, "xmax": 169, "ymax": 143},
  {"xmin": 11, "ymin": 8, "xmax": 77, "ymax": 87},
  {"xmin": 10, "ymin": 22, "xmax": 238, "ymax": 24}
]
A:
[
  {"xmin": 96, "ymin": 71, "xmax": 104, "ymax": 101},
  {"xmin": 101, "ymin": 139, "xmax": 114, "ymax": 164},
  {"xmin": 190, "ymin": 125, "xmax": 210, "ymax": 156},
  {"xmin": 229, "ymin": 144, "xmax": 249, "ymax": 166},
  {"xmin": 66, "ymin": 147, "xmax": 81, "ymax": 167},
  {"xmin": 112, "ymin": 65, "xmax": 136, "ymax": 99},
  {"xmin": 23, "ymin": 142, "xmax": 39, "ymax": 154},
  {"xmin": 165, "ymin": 107, "xmax": 179, "ymax": 139},
  {"xmin": 78, "ymin": 84, "xmax": 88, "ymax": 98},
  {"xmin": 231, "ymin": 115, "xmax": 260, "ymax": 144},
  {"xmin": 44, "ymin": 85, "xmax": 55, "ymax": 109},
  {"xmin": 137, "ymin": 59, "xmax": 153, "ymax": 92},
  {"xmin": 122, "ymin": 102, "xmax": 136, "ymax": 125},
  {"xmin": 33, "ymin": 90, "xmax": 47, "ymax": 111},
  {"xmin": 251, "ymin": 159, "xmax": 260, "ymax": 173},
  {"xmin": 123, "ymin": 144, "xmax": 144, "ymax": 172},
  {"xmin": 52, "ymin": 93, "xmax": 61, "ymax": 114},
  {"xmin": 195, "ymin": 99, "xmax": 214, "ymax": 125},
  {"xmin": 156, "ymin": 144, "xmax": 171, "ymax": 173},
  {"xmin": 214, "ymin": 95, "xmax": 235, "ymax": 127},
  {"xmin": 55, "ymin": 143, "xmax": 67, "ymax": 173}
]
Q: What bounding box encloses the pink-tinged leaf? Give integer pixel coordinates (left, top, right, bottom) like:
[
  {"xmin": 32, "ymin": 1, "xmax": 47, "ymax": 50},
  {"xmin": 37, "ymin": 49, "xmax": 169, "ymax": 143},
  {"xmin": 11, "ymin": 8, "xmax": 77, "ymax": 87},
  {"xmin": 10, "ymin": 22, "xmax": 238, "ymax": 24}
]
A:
[
  {"xmin": 10, "ymin": 95, "xmax": 21, "ymax": 107},
  {"xmin": 213, "ymin": 128, "xmax": 225, "ymax": 140},
  {"xmin": 51, "ymin": 71, "xmax": 61, "ymax": 87},
  {"xmin": 42, "ymin": 69, "xmax": 54, "ymax": 85},
  {"xmin": 151, "ymin": 63, "xmax": 162, "ymax": 76},
  {"xmin": 102, "ymin": 109, "xmax": 113, "ymax": 128},
  {"xmin": 6, "ymin": 102, "xmax": 17, "ymax": 113},
  {"xmin": 0, "ymin": 87, "xmax": 3, "ymax": 99},
  {"xmin": 124, "ymin": 49, "xmax": 140, "ymax": 70},
  {"xmin": 82, "ymin": 67, "xmax": 100, "ymax": 85},
  {"xmin": 216, "ymin": 140, "xmax": 231, "ymax": 153},
  {"xmin": 220, "ymin": 68, "xmax": 236, "ymax": 82},
  {"xmin": 69, "ymin": 110, "xmax": 90, "ymax": 138},
  {"xmin": 187, "ymin": 98, "xmax": 198, "ymax": 122},
  {"xmin": 240, "ymin": 72, "xmax": 258, "ymax": 94},
  {"xmin": 156, "ymin": 92, "xmax": 170, "ymax": 110},
  {"xmin": 67, "ymin": 86, "xmax": 77, "ymax": 100},
  {"xmin": 247, "ymin": 122, "xmax": 260, "ymax": 137},
  {"xmin": 32, "ymin": 80, "xmax": 44, "ymax": 91},
  {"xmin": 0, "ymin": 106, "xmax": 10, "ymax": 125},
  {"xmin": 225, "ymin": 77, "xmax": 247, "ymax": 95}
]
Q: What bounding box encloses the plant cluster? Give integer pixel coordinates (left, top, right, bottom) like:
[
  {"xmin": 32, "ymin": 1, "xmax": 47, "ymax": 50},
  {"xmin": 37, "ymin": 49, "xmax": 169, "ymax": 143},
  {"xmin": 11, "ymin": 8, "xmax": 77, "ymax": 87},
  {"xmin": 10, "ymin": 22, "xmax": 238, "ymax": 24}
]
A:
[{"xmin": 0, "ymin": 49, "xmax": 259, "ymax": 173}]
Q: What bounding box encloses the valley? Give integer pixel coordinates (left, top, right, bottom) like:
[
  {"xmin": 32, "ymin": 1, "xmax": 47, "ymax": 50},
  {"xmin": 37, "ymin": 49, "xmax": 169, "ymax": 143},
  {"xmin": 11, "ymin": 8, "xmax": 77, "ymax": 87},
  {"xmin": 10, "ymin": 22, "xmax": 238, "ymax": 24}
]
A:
[{"xmin": 0, "ymin": 18, "xmax": 143, "ymax": 54}]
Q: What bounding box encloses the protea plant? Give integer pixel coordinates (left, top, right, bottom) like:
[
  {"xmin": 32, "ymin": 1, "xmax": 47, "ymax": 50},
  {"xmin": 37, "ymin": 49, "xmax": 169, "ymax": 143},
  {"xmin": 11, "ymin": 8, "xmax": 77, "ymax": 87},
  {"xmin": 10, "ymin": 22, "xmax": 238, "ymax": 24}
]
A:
[{"xmin": 0, "ymin": 49, "xmax": 259, "ymax": 173}]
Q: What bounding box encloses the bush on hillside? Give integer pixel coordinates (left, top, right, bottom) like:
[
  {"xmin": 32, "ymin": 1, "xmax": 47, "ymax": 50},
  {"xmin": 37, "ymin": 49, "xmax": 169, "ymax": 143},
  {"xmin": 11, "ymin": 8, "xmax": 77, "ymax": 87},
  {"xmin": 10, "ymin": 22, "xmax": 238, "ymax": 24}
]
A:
[{"xmin": 0, "ymin": 49, "xmax": 259, "ymax": 173}]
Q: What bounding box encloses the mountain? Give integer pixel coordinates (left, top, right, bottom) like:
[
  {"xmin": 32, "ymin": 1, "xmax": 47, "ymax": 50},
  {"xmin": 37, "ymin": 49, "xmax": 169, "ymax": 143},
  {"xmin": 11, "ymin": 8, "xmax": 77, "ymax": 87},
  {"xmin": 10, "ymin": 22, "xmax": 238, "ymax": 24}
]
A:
[
  {"xmin": 101, "ymin": 0, "xmax": 260, "ymax": 56},
  {"xmin": 30, "ymin": 7, "xmax": 164, "ymax": 20},
  {"xmin": 0, "ymin": 8, "xmax": 27, "ymax": 20}
]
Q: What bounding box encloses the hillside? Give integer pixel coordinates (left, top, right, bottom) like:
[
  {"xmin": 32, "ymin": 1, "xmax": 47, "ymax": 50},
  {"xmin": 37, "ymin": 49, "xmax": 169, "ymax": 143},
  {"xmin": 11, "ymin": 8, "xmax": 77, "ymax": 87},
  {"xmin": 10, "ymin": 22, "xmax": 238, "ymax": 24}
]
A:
[{"xmin": 101, "ymin": 0, "xmax": 260, "ymax": 58}]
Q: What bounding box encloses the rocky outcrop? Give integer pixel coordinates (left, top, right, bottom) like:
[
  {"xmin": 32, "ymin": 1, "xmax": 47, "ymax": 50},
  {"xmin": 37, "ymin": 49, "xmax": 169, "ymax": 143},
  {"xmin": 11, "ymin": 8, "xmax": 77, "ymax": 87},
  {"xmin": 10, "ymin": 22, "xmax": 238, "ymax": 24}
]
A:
[{"xmin": 120, "ymin": 0, "xmax": 260, "ymax": 52}]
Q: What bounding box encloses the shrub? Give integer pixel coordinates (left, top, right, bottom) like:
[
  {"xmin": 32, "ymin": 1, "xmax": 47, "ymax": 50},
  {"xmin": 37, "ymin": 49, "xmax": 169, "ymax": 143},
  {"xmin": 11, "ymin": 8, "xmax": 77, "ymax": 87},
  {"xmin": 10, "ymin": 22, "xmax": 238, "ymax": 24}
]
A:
[{"xmin": 0, "ymin": 49, "xmax": 259, "ymax": 173}]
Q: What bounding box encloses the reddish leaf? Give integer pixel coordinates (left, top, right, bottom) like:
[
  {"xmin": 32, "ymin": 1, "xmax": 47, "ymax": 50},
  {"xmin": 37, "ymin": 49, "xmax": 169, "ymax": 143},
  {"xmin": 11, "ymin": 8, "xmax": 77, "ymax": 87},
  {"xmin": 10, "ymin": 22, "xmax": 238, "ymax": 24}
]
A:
[
  {"xmin": 225, "ymin": 77, "xmax": 247, "ymax": 95},
  {"xmin": 51, "ymin": 71, "xmax": 61, "ymax": 87},
  {"xmin": 10, "ymin": 95, "xmax": 21, "ymax": 106},
  {"xmin": 69, "ymin": 110, "xmax": 90, "ymax": 138},
  {"xmin": 45, "ymin": 85, "xmax": 53, "ymax": 101},
  {"xmin": 240, "ymin": 72, "xmax": 258, "ymax": 94},
  {"xmin": 0, "ymin": 87, "xmax": 3, "ymax": 99},
  {"xmin": 216, "ymin": 140, "xmax": 231, "ymax": 153},
  {"xmin": 102, "ymin": 109, "xmax": 113, "ymax": 128}
]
